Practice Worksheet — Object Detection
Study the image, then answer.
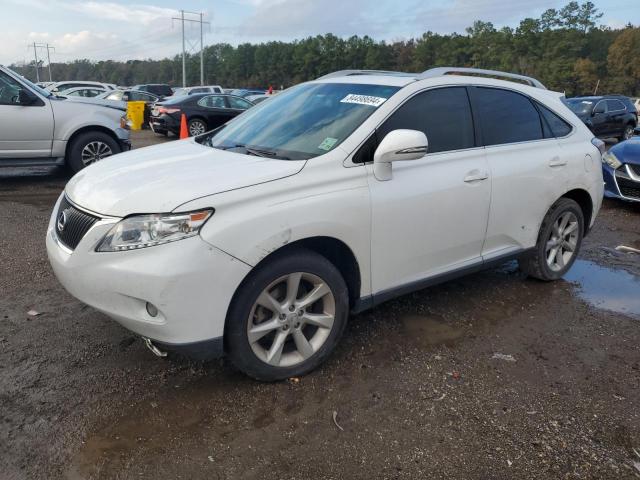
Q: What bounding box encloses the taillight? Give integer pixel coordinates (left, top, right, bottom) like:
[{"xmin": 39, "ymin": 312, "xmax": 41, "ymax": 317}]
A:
[
  {"xmin": 591, "ymin": 137, "xmax": 606, "ymax": 155},
  {"xmin": 158, "ymin": 107, "xmax": 180, "ymax": 115}
]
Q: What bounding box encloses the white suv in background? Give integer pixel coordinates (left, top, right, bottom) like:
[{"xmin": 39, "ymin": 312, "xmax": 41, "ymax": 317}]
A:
[
  {"xmin": 46, "ymin": 67, "xmax": 604, "ymax": 381},
  {"xmin": 0, "ymin": 66, "xmax": 130, "ymax": 172}
]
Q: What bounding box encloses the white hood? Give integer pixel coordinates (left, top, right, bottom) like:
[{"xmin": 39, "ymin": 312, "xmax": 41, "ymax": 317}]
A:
[{"xmin": 65, "ymin": 139, "xmax": 306, "ymax": 217}]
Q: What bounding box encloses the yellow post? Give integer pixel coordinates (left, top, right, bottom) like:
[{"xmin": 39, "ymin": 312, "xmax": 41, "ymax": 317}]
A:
[{"xmin": 126, "ymin": 101, "xmax": 146, "ymax": 131}]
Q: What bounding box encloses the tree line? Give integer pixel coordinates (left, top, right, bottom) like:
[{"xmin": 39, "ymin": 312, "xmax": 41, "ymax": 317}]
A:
[{"xmin": 11, "ymin": 2, "xmax": 640, "ymax": 97}]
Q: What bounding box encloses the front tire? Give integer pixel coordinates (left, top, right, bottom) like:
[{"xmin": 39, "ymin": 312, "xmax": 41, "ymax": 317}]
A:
[
  {"xmin": 519, "ymin": 198, "xmax": 584, "ymax": 281},
  {"xmin": 67, "ymin": 131, "xmax": 121, "ymax": 172},
  {"xmin": 226, "ymin": 248, "xmax": 349, "ymax": 381}
]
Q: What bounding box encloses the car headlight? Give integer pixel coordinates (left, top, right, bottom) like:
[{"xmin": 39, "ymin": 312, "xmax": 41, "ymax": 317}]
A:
[
  {"xmin": 97, "ymin": 209, "xmax": 213, "ymax": 252},
  {"xmin": 602, "ymin": 151, "xmax": 622, "ymax": 169}
]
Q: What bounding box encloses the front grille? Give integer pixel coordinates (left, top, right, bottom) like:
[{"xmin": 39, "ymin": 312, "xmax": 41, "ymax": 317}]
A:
[
  {"xmin": 55, "ymin": 196, "xmax": 100, "ymax": 250},
  {"xmin": 629, "ymin": 164, "xmax": 640, "ymax": 177},
  {"xmin": 616, "ymin": 177, "xmax": 640, "ymax": 200}
]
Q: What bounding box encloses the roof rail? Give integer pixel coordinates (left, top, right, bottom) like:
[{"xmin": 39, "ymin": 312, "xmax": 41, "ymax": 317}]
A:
[
  {"xmin": 316, "ymin": 69, "xmax": 414, "ymax": 80},
  {"xmin": 418, "ymin": 67, "xmax": 547, "ymax": 89}
]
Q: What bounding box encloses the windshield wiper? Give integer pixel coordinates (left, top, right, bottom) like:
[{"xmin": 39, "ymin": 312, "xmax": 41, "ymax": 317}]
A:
[{"xmin": 215, "ymin": 143, "xmax": 290, "ymax": 160}]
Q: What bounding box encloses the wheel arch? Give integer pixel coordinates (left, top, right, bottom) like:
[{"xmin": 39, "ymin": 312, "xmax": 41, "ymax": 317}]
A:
[
  {"xmin": 65, "ymin": 125, "xmax": 121, "ymax": 162},
  {"xmin": 562, "ymin": 188, "xmax": 593, "ymax": 235}
]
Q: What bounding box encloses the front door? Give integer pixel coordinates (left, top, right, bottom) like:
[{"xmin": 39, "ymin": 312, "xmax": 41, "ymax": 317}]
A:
[
  {"xmin": 368, "ymin": 86, "xmax": 491, "ymax": 294},
  {"xmin": 0, "ymin": 70, "xmax": 53, "ymax": 159}
]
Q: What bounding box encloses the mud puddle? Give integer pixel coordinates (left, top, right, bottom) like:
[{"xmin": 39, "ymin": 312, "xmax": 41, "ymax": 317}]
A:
[{"xmin": 564, "ymin": 259, "xmax": 640, "ymax": 318}]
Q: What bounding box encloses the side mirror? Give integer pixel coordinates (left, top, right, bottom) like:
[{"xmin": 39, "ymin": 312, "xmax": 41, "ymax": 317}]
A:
[
  {"xmin": 18, "ymin": 89, "xmax": 37, "ymax": 105},
  {"xmin": 373, "ymin": 129, "xmax": 428, "ymax": 181}
]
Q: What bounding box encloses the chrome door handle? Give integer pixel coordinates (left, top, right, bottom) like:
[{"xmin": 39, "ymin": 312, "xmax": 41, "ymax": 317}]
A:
[
  {"xmin": 464, "ymin": 170, "xmax": 489, "ymax": 183},
  {"xmin": 549, "ymin": 156, "xmax": 567, "ymax": 167}
]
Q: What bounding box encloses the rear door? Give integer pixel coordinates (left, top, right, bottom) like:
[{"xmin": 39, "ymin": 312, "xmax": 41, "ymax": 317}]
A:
[
  {"xmin": 470, "ymin": 86, "xmax": 568, "ymax": 259},
  {"xmin": 197, "ymin": 95, "xmax": 234, "ymax": 129},
  {"xmin": 606, "ymin": 99, "xmax": 627, "ymax": 136},
  {"xmin": 0, "ymin": 70, "xmax": 53, "ymax": 159},
  {"xmin": 590, "ymin": 100, "xmax": 609, "ymax": 136}
]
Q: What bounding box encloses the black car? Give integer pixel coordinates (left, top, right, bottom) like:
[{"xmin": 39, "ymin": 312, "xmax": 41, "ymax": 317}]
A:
[
  {"xmin": 131, "ymin": 84, "xmax": 174, "ymax": 98},
  {"xmin": 564, "ymin": 95, "xmax": 638, "ymax": 141},
  {"xmin": 149, "ymin": 93, "xmax": 254, "ymax": 136}
]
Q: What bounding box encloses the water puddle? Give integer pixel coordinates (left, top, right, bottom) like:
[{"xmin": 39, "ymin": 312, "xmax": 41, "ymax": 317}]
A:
[
  {"xmin": 401, "ymin": 314, "xmax": 464, "ymax": 347},
  {"xmin": 564, "ymin": 260, "xmax": 640, "ymax": 318}
]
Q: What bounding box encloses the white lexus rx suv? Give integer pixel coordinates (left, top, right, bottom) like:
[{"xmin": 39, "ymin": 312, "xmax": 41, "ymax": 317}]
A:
[{"xmin": 46, "ymin": 68, "xmax": 604, "ymax": 381}]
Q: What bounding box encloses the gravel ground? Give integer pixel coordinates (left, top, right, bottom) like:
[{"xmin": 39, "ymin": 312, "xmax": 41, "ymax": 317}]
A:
[{"xmin": 1, "ymin": 130, "xmax": 639, "ymax": 479}]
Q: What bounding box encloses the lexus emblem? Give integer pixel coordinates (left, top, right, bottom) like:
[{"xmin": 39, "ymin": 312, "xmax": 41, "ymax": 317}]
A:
[{"xmin": 57, "ymin": 210, "xmax": 68, "ymax": 232}]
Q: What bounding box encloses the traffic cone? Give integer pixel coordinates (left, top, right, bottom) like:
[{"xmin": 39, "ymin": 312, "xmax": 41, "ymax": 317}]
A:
[{"xmin": 179, "ymin": 113, "xmax": 189, "ymax": 139}]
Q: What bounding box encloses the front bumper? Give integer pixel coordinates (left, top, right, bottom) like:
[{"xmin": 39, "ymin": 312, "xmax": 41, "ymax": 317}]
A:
[
  {"xmin": 603, "ymin": 163, "xmax": 640, "ymax": 203},
  {"xmin": 46, "ymin": 195, "xmax": 251, "ymax": 357}
]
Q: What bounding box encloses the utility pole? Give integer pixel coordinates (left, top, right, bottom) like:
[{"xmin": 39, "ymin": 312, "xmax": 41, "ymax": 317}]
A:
[
  {"xmin": 172, "ymin": 10, "xmax": 209, "ymax": 88},
  {"xmin": 32, "ymin": 42, "xmax": 40, "ymax": 82},
  {"xmin": 44, "ymin": 44, "xmax": 54, "ymax": 82},
  {"xmin": 181, "ymin": 10, "xmax": 186, "ymax": 87},
  {"xmin": 200, "ymin": 12, "xmax": 204, "ymax": 86}
]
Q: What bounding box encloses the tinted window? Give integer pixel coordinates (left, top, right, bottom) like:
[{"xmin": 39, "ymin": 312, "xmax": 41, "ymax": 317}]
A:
[
  {"xmin": 190, "ymin": 87, "xmax": 208, "ymax": 94},
  {"xmin": 377, "ymin": 87, "xmax": 475, "ymax": 154},
  {"xmin": 606, "ymin": 99, "xmax": 625, "ymax": 111},
  {"xmin": 537, "ymin": 103, "xmax": 573, "ymax": 137},
  {"xmin": 474, "ymin": 87, "xmax": 543, "ymax": 146},
  {"xmin": 228, "ymin": 96, "xmax": 253, "ymax": 110},
  {"xmin": 198, "ymin": 95, "xmax": 226, "ymax": 108},
  {"xmin": 129, "ymin": 91, "xmax": 156, "ymax": 102}
]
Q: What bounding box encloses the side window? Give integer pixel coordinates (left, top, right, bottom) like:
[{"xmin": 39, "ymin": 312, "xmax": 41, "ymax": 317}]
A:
[
  {"xmin": 0, "ymin": 71, "xmax": 23, "ymax": 105},
  {"xmin": 228, "ymin": 96, "xmax": 253, "ymax": 110},
  {"xmin": 190, "ymin": 87, "xmax": 207, "ymax": 94},
  {"xmin": 198, "ymin": 95, "xmax": 225, "ymax": 108},
  {"xmin": 537, "ymin": 103, "xmax": 573, "ymax": 138},
  {"xmin": 377, "ymin": 87, "xmax": 475, "ymax": 154},
  {"xmin": 606, "ymin": 99, "xmax": 625, "ymax": 112},
  {"xmin": 474, "ymin": 87, "xmax": 543, "ymax": 146},
  {"xmin": 106, "ymin": 91, "xmax": 122, "ymax": 101}
]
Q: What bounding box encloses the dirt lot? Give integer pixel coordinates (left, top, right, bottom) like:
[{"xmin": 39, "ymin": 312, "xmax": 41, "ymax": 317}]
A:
[{"xmin": 1, "ymin": 131, "xmax": 640, "ymax": 480}]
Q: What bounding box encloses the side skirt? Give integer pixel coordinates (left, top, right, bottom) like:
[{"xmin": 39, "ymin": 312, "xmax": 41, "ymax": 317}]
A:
[{"xmin": 351, "ymin": 248, "xmax": 534, "ymax": 315}]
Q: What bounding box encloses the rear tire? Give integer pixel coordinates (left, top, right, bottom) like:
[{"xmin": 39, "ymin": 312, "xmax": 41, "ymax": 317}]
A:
[
  {"xmin": 188, "ymin": 118, "xmax": 207, "ymax": 137},
  {"xmin": 620, "ymin": 124, "xmax": 635, "ymax": 141},
  {"xmin": 519, "ymin": 198, "xmax": 584, "ymax": 281},
  {"xmin": 67, "ymin": 131, "xmax": 121, "ymax": 173},
  {"xmin": 226, "ymin": 248, "xmax": 349, "ymax": 381}
]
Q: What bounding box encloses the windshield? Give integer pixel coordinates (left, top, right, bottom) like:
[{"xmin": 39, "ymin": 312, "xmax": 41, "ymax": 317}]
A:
[
  {"xmin": 565, "ymin": 99, "xmax": 594, "ymax": 115},
  {"xmin": 199, "ymin": 82, "xmax": 400, "ymax": 160}
]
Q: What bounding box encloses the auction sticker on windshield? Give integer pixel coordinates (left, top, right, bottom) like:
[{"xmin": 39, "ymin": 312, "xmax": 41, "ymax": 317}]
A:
[{"xmin": 340, "ymin": 94, "xmax": 387, "ymax": 107}]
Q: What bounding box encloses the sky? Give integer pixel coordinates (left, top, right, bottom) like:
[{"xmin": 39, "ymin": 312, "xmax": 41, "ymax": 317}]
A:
[{"xmin": 1, "ymin": 0, "xmax": 638, "ymax": 65}]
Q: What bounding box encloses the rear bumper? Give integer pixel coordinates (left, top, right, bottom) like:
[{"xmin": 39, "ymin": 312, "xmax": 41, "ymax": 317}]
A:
[{"xmin": 149, "ymin": 114, "xmax": 179, "ymax": 134}]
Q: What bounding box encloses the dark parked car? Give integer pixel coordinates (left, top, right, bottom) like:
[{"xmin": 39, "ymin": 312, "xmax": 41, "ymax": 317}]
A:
[
  {"xmin": 564, "ymin": 95, "xmax": 637, "ymax": 141},
  {"xmin": 601, "ymin": 127, "xmax": 640, "ymax": 203},
  {"xmin": 149, "ymin": 93, "xmax": 254, "ymax": 136},
  {"xmin": 131, "ymin": 84, "xmax": 174, "ymax": 98}
]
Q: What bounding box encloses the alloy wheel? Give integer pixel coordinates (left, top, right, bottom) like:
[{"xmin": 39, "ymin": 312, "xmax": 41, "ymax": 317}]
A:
[
  {"xmin": 189, "ymin": 120, "xmax": 206, "ymax": 136},
  {"xmin": 623, "ymin": 126, "xmax": 634, "ymax": 140},
  {"xmin": 545, "ymin": 211, "xmax": 579, "ymax": 272},
  {"xmin": 247, "ymin": 272, "xmax": 335, "ymax": 368},
  {"xmin": 81, "ymin": 141, "xmax": 113, "ymax": 166}
]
